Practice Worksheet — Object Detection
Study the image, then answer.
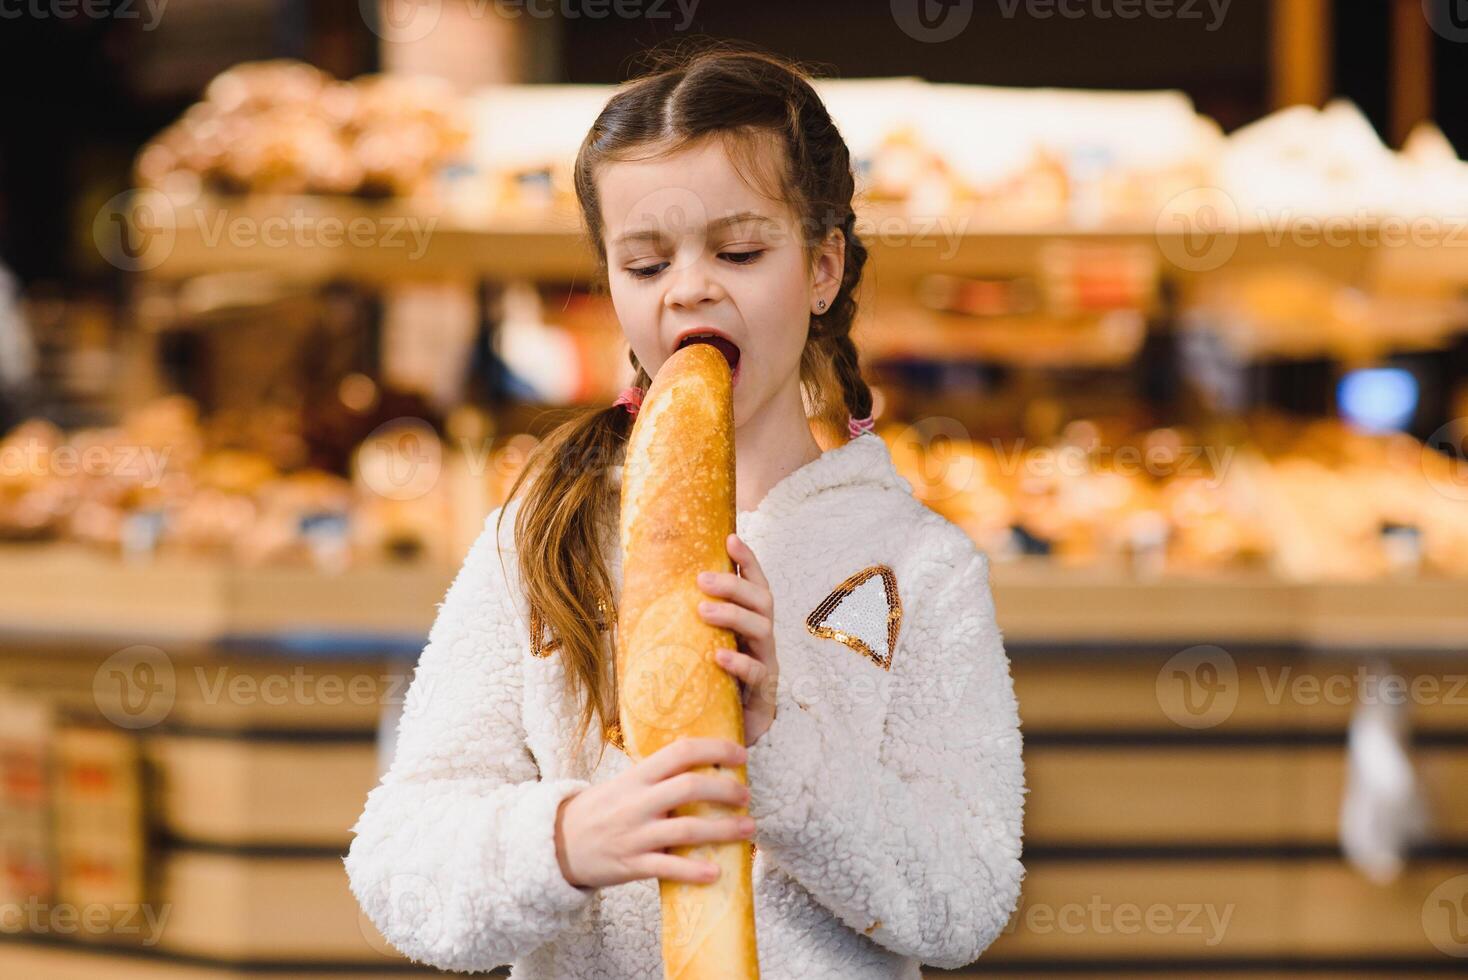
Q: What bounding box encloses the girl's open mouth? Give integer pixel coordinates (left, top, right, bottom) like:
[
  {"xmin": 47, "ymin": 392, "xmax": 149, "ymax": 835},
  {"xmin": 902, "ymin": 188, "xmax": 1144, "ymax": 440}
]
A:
[{"xmin": 675, "ymin": 333, "xmax": 742, "ymax": 386}]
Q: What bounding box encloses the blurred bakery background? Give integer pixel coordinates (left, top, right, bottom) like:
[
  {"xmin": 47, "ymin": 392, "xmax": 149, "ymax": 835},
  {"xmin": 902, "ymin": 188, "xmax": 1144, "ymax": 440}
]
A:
[{"xmin": 2, "ymin": 1, "xmax": 1467, "ymax": 977}]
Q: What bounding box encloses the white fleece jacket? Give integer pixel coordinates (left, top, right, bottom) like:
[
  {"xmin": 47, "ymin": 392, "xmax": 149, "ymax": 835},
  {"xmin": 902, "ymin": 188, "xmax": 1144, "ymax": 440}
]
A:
[{"xmin": 344, "ymin": 432, "xmax": 1027, "ymax": 978}]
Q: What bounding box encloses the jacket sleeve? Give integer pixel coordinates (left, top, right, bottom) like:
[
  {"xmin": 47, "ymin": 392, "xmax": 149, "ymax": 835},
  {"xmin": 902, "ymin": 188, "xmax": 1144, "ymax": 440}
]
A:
[
  {"xmin": 343, "ymin": 507, "xmax": 596, "ymax": 973},
  {"xmin": 745, "ymin": 545, "xmax": 1026, "ymax": 969}
]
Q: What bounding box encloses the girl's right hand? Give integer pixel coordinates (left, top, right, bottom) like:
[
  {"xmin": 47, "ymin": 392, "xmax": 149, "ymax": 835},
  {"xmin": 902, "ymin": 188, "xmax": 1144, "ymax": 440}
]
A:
[{"xmin": 555, "ymin": 737, "xmax": 755, "ymax": 890}]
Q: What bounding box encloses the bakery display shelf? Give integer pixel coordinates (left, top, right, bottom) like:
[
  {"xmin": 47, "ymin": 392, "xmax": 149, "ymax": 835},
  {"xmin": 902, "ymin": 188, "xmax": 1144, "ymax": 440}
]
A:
[
  {"xmin": 7, "ymin": 688, "xmax": 1465, "ymax": 974},
  {"xmin": 0, "ymin": 543, "xmax": 441, "ymax": 649},
  {"xmin": 4, "ymin": 626, "xmax": 1464, "ymax": 975},
  {"xmin": 1, "ymin": 851, "xmax": 404, "ymax": 967},
  {"xmin": 983, "ymin": 856, "xmax": 1468, "ymax": 963},
  {"xmin": 145, "ymin": 194, "xmax": 592, "ymax": 284},
  {"xmin": 1, "ymin": 543, "xmax": 1464, "ymax": 650},
  {"xmin": 991, "ymin": 560, "xmax": 1468, "ymax": 651},
  {"xmin": 0, "ymin": 937, "xmax": 449, "ymax": 979},
  {"xmin": 136, "ymin": 194, "xmax": 1447, "ymax": 287}
]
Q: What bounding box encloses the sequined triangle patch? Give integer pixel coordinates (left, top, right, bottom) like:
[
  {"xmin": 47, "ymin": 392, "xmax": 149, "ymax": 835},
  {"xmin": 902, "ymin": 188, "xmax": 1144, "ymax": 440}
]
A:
[{"xmin": 805, "ymin": 565, "xmax": 902, "ymax": 670}]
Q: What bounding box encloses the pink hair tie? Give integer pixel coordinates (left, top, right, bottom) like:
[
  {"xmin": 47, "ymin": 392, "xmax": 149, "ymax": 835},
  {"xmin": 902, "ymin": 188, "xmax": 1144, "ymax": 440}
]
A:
[
  {"xmin": 847, "ymin": 414, "xmax": 876, "ymax": 438},
  {"xmin": 612, "ymin": 385, "xmax": 645, "ymax": 416}
]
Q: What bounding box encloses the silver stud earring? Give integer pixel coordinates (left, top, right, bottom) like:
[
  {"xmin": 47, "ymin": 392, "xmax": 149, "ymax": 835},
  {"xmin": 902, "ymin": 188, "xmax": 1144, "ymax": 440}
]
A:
[{"xmin": 815, "ymin": 298, "xmax": 827, "ymax": 312}]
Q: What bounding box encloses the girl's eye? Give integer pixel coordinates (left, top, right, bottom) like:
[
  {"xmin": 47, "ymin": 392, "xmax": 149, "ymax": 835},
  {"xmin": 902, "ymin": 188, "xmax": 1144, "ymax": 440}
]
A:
[
  {"xmin": 626, "ymin": 263, "xmax": 667, "ymax": 280},
  {"xmin": 624, "ymin": 251, "xmax": 762, "ymax": 281}
]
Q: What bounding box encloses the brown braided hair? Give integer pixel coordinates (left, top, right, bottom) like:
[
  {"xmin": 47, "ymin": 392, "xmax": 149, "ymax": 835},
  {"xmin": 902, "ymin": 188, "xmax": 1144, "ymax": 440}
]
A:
[{"xmin": 498, "ymin": 40, "xmax": 873, "ymax": 767}]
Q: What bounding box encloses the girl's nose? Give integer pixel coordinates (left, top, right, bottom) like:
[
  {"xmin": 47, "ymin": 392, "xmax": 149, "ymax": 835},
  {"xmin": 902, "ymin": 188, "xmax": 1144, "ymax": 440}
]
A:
[{"xmin": 662, "ymin": 255, "xmax": 725, "ymax": 309}]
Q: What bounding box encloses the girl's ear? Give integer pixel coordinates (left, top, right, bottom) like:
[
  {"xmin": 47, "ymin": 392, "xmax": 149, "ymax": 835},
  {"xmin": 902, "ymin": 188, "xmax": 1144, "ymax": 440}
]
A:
[{"xmin": 811, "ymin": 226, "xmax": 846, "ymax": 307}]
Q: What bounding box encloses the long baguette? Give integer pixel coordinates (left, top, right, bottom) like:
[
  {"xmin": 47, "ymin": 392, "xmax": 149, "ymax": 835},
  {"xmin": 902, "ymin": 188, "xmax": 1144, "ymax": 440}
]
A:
[{"xmin": 617, "ymin": 342, "xmax": 761, "ymax": 979}]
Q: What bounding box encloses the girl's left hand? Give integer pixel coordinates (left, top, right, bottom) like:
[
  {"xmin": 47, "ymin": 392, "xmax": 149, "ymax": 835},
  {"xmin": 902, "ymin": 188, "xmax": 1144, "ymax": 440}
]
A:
[{"xmin": 696, "ymin": 533, "xmax": 780, "ymax": 746}]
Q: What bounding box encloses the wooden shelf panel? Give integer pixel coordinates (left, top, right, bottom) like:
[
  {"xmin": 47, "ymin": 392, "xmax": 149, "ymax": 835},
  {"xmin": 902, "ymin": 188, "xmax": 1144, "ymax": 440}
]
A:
[
  {"xmin": 135, "ymin": 196, "xmax": 1465, "ymax": 287},
  {"xmin": 155, "ymin": 851, "xmax": 386, "ymax": 964},
  {"xmin": 1, "ymin": 545, "xmax": 1465, "ymax": 649},
  {"xmin": 991, "ymin": 561, "xmax": 1468, "ymax": 650},
  {"xmin": 147, "ymin": 736, "xmax": 377, "ymax": 848},
  {"xmin": 1013, "ymin": 654, "xmax": 1468, "ymax": 733},
  {"xmin": 0, "ymin": 644, "xmax": 394, "ymax": 733},
  {"xmin": 0, "ymin": 940, "xmax": 445, "ymax": 979},
  {"xmin": 1025, "ymin": 745, "xmax": 1468, "ymax": 845},
  {"xmin": 0, "ymin": 544, "xmax": 443, "ymax": 648},
  {"xmin": 986, "ymin": 858, "xmax": 1468, "ymax": 961}
]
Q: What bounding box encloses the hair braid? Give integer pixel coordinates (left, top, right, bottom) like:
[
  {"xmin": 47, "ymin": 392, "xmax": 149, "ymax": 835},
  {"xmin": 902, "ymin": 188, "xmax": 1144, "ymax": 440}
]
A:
[{"xmin": 512, "ymin": 41, "xmax": 878, "ymax": 766}]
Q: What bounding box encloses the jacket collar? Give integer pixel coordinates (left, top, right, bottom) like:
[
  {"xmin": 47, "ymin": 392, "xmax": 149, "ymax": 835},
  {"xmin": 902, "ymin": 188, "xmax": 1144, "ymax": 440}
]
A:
[{"xmin": 736, "ymin": 432, "xmax": 909, "ymax": 527}]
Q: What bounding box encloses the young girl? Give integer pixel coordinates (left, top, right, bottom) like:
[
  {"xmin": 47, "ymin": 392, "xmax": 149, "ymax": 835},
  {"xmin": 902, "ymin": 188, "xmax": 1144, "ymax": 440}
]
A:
[{"xmin": 345, "ymin": 45, "xmax": 1026, "ymax": 979}]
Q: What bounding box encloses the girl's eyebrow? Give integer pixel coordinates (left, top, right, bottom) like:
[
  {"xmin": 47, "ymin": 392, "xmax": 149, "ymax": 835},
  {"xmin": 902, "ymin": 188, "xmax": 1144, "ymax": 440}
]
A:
[{"xmin": 611, "ymin": 210, "xmax": 777, "ymax": 248}]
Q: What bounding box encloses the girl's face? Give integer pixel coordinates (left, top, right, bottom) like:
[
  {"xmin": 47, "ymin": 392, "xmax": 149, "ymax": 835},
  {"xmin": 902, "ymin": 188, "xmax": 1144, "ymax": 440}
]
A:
[{"xmin": 597, "ymin": 136, "xmax": 844, "ymax": 428}]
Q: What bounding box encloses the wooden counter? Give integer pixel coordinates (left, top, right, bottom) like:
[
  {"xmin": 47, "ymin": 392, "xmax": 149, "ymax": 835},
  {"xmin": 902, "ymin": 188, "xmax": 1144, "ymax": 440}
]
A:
[
  {"xmin": 1, "ymin": 545, "xmax": 1465, "ymax": 975},
  {"xmin": 1, "ymin": 544, "xmax": 1463, "ymax": 651}
]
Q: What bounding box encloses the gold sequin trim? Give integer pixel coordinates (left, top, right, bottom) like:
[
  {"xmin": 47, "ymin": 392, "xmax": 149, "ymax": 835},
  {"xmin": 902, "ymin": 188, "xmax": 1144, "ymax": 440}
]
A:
[
  {"xmin": 529, "ymin": 594, "xmax": 615, "ymax": 659},
  {"xmin": 804, "ymin": 564, "xmax": 902, "ymax": 671},
  {"xmin": 524, "ymin": 592, "xmax": 626, "ymax": 751},
  {"xmin": 603, "ymin": 719, "xmax": 625, "ymax": 753}
]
